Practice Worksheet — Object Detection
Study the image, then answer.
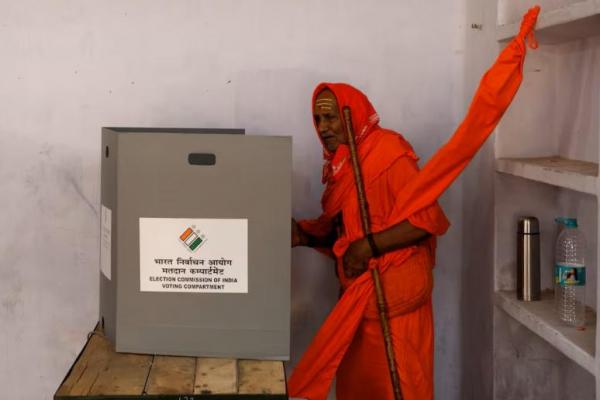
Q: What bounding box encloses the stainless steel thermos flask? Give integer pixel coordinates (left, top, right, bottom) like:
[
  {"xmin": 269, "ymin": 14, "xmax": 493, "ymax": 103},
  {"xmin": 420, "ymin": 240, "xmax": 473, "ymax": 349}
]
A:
[{"xmin": 517, "ymin": 217, "xmax": 541, "ymax": 301}]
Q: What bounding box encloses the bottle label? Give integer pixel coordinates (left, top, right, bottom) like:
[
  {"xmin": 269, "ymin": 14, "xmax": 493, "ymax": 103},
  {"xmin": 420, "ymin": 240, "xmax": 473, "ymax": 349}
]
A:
[{"xmin": 555, "ymin": 264, "xmax": 586, "ymax": 286}]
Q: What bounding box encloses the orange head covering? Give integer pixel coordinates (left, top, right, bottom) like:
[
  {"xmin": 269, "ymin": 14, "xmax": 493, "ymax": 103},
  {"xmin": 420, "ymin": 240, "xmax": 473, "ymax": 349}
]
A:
[
  {"xmin": 312, "ymin": 83, "xmax": 381, "ymax": 184},
  {"xmin": 312, "ymin": 83, "xmax": 417, "ymax": 223}
]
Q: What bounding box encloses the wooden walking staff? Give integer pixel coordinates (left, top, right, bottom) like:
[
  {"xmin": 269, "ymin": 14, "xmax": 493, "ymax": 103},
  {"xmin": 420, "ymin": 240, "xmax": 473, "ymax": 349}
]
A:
[{"xmin": 342, "ymin": 106, "xmax": 403, "ymax": 400}]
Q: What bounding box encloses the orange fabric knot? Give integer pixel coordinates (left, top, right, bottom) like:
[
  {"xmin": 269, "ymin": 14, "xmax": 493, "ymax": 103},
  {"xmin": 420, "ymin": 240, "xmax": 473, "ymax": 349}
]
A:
[{"xmin": 519, "ymin": 5, "xmax": 540, "ymax": 49}]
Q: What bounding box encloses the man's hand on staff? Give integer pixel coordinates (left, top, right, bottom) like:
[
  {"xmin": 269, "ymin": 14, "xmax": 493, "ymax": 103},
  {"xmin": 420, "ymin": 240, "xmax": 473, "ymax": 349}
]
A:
[
  {"xmin": 342, "ymin": 220, "xmax": 431, "ymax": 278},
  {"xmin": 343, "ymin": 238, "xmax": 371, "ymax": 278}
]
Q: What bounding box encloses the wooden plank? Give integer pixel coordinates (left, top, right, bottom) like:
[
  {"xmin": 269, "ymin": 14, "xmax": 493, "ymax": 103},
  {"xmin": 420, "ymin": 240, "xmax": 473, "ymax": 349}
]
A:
[
  {"xmin": 55, "ymin": 335, "xmax": 95, "ymax": 397},
  {"xmin": 145, "ymin": 356, "xmax": 196, "ymax": 395},
  {"xmin": 238, "ymin": 360, "xmax": 286, "ymax": 395},
  {"xmin": 194, "ymin": 358, "xmax": 237, "ymax": 395},
  {"xmin": 87, "ymin": 351, "xmax": 153, "ymax": 396},
  {"xmin": 57, "ymin": 333, "xmax": 113, "ymax": 396},
  {"xmin": 57, "ymin": 326, "xmax": 288, "ymax": 398}
]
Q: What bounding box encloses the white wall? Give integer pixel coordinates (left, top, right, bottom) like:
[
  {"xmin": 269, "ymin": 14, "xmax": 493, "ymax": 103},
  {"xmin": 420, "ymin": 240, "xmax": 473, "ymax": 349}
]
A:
[
  {"xmin": 0, "ymin": 1, "xmax": 473, "ymax": 399},
  {"xmin": 459, "ymin": 0, "xmax": 499, "ymax": 398}
]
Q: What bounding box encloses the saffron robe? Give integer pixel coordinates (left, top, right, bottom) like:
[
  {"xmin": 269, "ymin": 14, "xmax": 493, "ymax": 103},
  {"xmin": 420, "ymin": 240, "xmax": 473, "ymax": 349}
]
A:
[{"xmin": 289, "ymin": 6, "xmax": 540, "ymax": 400}]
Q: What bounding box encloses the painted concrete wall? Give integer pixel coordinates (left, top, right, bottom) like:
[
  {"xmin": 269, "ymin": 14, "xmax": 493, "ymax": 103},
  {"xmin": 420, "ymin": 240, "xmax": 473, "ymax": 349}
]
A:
[
  {"xmin": 0, "ymin": 1, "xmax": 478, "ymax": 399},
  {"xmin": 494, "ymin": 308, "xmax": 595, "ymax": 400},
  {"xmin": 459, "ymin": 0, "xmax": 498, "ymax": 398}
]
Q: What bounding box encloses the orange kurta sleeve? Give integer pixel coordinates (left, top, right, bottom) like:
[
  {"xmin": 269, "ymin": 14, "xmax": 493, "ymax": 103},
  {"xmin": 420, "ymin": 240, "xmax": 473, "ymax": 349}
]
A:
[
  {"xmin": 384, "ymin": 155, "xmax": 450, "ymax": 237},
  {"xmin": 297, "ymin": 214, "xmax": 333, "ymax": 238},
  {"xmin": 297, "ymin": 214, "xmax": 336, "ymax": 258}
]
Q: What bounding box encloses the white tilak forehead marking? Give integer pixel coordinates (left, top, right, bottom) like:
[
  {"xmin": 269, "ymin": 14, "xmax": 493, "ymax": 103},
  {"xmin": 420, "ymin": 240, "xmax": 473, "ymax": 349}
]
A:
[
  {"xmin": 316, "ymin": 99, "xmax": 336, "ymax": 111},
  {"xmin": 315, "ymin": 98, "xmax": 335, "ymax": 104}
]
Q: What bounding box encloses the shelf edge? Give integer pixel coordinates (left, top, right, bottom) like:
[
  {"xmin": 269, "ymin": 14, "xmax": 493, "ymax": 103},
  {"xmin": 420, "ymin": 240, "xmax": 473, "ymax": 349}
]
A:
[
  {"xmin": 494, "ymin": 291, "xmax": 596, "ymax": 375},
  {"xmin": 496, "ymin": 1, "xmax": 600, "ymax": 42},
  {"xmin": 495, "ymin": 158, "xmax": 598, "ymax": 196}
]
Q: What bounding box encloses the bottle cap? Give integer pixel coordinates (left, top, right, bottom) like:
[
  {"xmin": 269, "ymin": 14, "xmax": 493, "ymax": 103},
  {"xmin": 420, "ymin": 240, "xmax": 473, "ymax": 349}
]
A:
[
  {"xmin": 555, "ymin": 217, "xmax": 578, "ymax": 228},
  {"xmin": 518, "ymin": 216, "xmax": 539, "ymax": 234}
]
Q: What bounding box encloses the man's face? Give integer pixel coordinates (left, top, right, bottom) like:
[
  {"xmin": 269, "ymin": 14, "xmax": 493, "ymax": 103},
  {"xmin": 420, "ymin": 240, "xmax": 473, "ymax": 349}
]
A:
[{"xmin": 313, "ymin": 89, "xmax": 346, "ymax": 153}]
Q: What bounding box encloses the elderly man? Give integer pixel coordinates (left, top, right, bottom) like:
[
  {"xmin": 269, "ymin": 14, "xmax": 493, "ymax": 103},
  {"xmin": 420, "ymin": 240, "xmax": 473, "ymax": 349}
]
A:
[
  {"xmin": 292, "ymin": 83, "xmax": 449, "ymax": 400},
  {"xmin": 288, "ymin": 6, "xmax": 540, "ymax": 400}
]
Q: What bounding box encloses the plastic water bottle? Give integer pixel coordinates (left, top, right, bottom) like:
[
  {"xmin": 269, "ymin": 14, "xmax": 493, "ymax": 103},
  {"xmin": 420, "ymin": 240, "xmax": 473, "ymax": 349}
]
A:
[{"xmin": 554, "ymin": 217, "xmax": 586, "ymax": 327}]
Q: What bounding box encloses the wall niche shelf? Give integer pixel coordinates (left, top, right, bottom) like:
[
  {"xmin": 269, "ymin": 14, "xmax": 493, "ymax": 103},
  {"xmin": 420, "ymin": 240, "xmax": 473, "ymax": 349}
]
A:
[
  {"xmin": 493, "ymin": 1, "xmax": 600, "ymax": 398},
  {"xmin": 495, "ymin": 156, "xmax": 598, "ymax": 195},
  {"xmin": 495, "ymin": 290, "xmax": 596, "ymax": 375},
  {"xmin": 497, "ymin": 0, "xmax": 600, "ymax": 44}
]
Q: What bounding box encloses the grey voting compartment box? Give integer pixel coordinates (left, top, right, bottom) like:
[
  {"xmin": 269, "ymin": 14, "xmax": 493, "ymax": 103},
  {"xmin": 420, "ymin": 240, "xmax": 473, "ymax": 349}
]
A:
[{"xmin": 99, "ymin": 127, "xmax": 291, "ymax": 360}]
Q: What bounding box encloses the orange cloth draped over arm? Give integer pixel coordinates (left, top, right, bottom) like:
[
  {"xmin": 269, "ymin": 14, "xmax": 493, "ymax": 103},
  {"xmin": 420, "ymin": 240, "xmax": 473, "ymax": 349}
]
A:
[
  {"xmin": 288, "ymin": 7, "xmax": 540, "ymax": 400},
  {"xmin": 297, "ymin": 214, "xmax": 337, "ymax": 259}
]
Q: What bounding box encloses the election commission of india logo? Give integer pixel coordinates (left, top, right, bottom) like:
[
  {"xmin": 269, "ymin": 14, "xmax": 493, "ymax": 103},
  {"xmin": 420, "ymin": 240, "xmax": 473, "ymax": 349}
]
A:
[{"xmin": 179, "ymin": 226, "xmax": 206, "ymax": 252}]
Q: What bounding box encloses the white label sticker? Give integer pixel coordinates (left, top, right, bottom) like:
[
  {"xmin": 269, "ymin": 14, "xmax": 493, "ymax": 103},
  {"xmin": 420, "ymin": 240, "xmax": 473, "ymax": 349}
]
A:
[
  {"xmin": 139, "ymin": 218, "xmax": 248, "ymax": 293},
  {"xmin": 100, "ymin": 205, "xmax": 112, "ymax": 280}
]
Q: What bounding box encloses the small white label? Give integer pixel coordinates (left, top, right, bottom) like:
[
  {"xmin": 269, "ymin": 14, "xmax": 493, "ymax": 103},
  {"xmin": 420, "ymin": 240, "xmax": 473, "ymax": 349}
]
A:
[
  {"xmin": 139, "ymin": 218, "xmax": 248, "ymax": 293},
  {"xmin": 100, "ymin": 205, "xmax": 112, "ymax": 280}
]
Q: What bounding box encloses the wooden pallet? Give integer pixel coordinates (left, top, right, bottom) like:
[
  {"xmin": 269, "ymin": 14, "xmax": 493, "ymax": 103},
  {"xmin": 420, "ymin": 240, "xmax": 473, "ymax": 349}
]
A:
[{"xmin": 54, "ymin": 326, "xmax": 287, "ymax": 399}]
